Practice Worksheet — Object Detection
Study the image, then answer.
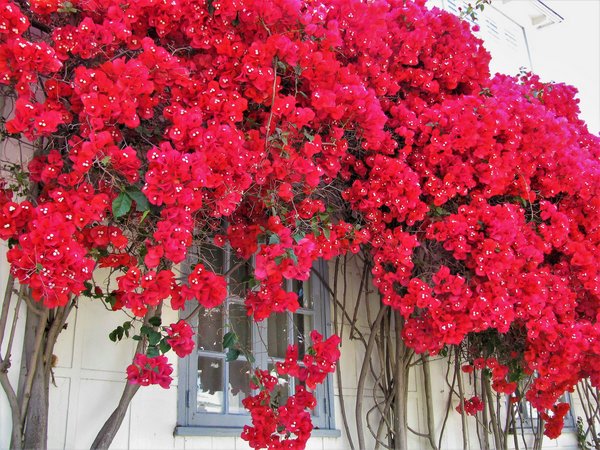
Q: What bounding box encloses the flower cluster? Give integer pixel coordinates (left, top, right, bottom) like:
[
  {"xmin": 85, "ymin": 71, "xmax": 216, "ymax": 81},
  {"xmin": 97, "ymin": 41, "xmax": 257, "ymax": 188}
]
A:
[
  {"xmin": 456, "ymin": 396, "xmax": 484, "ymax": 416},
  {"xmin": 126, "ymin": 354, "xmax": 173, "ymax": 389},
  {"xmin": 240, "ymin": 361, "xmax": 331, "ymax": 450},
  {"xmin": 276, "ymin": 331, "xmax": 342, "ymax": 389},
  {"xmin": 165, "ymin": 320, "xmax": 195, "ymax": 358}
]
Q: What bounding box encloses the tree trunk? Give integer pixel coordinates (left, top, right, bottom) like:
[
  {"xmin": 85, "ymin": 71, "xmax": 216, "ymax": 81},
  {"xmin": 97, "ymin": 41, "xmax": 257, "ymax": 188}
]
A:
[
  {"xmin": 18, "ymin": 305, "xmax": 50, "ymax": 450},
  {"xmin": 22, "ymin": 347, "xmax": 49, "ymax": 450},
  {"xmin": 90, "ymin": 382, "xmax": 140, "ymax": 449},
  {"xmin": 90, "ymin": 306, "xmax": 159, "ymax": 449}
]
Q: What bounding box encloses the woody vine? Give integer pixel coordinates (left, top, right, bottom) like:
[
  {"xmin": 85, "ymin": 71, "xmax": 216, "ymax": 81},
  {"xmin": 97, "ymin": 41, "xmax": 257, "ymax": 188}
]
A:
[{"xmin": 0, "ymin": 0, "xmax": 599, "ymax": 449}]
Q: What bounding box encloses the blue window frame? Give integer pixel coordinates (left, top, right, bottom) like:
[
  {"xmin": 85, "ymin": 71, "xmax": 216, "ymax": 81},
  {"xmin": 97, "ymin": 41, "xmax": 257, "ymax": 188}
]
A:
[{"xmin": 176, "ymin": 247, "xmax": 335, "ymax": 434}]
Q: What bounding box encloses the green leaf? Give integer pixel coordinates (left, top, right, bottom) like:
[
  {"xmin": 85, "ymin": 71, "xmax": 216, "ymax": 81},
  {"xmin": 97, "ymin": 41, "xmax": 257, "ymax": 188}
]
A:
[
  {"xmin": 146, "ymin": 346, "xmax": 160, "ymax": 358},
  {"xmin": 105, "ymin": 295, "xmax": 117, "ymax": 308},
  {"xmin": 112, "ymin": 193, "xmax": 132, "ymax": 218},
  {"xmin": 140, "ymin": 210, "xmax": 150, "ymax": 224},
  {"xmin": 249, "ymin": 277, "xmax": 260, "ymax": 289},
  {"xmin": 268, "ymin": 234, "xmax": 280, "ymax": 245},
  {"xmin": 148, "ymin": 316, "xmax": 162, "ymax": 327},
  {"xmin": 322, "ymin": 227, "xmax": 331, "ymax": 240},
  {"xmin": 123, "ymin": 322, "xmax": 131, "ymax": 331},
  {"xmin": 226, "ymin": 348, "xmax": 241, "ymax": 362},
  {"xmin": 223, "ymin": 331, "xmax": 237, "ymax": 349},
  {"xmin": 288, "ymin": 249, "xmax": 298, "ymax": 265},
  {"xmin": 147, "ymin": 330, "xmax": 162, "ymax": 346},
  {"xmin": 276, "ymin": 60, "xmax": 287, "ymax": 72},
  {"xmin": 159, "ymin": 339, "xmax": 171, "ymax": 354},
  {"xmin": 110, "ymin": 326, "xmax": 125, "ymax": 342},
  {"xmin": 126, "ymin": 189, "xmax": 150, "ymax": 212},
  {"xmin": 132, "ymin": 335, "xmax": 142, "ymax": 341},
  {"xmin": 140, "ymin": 325, "xmax": 151, "ymax": 336},
  {"xmin": 428, "ymin": 205, "xmax": 450, "ymax": 217},
  {"xmin": 302, "ymin": 129, "xmax": 315, "ymax": 142}
]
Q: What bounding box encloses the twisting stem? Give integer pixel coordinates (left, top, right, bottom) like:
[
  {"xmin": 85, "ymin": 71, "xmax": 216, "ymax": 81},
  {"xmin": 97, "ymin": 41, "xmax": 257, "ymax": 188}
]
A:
[
  {"xmin": 356, "ymin": 305, "xmax": 388, "ymax": 450},
  {"xmin": 439, "ymin": 354, "xmax": 458, "ymax": 450},
  {"xmin": 2, "ymin": 285, "xmax": 24, "ymax": 373},
  {"xmin": 264, "ymin": 57, "xmax": 279, "ymax": 151},
  {"xmin": 393, "ymin": 311, "xmax": 408, "ymax": 450},
  {"xmin": 332, "ymin": 257, "xmax": 356, "ymax": 450},
  {"xmin": 0, "ymin": 273, "xmax": 15, "ymax": 351},
  {"xmin": 0, "ymin": 369, "xmax": 22, "ymax": 449},
  {"xmin": 455, "ymin": 350, "xmax": 469, "ymax": 449},
  {"xmin": 0, "ymin": 275, "xmax": 23, "ymax": 448},
  {"xmin": 421, "ymin": 355, "xmax": 439, "ymax": 450},
  {"xmin": 483, "ymin": 375, "xmax": 503, "ymax": 450},
  {"xmin": 480, "ymin": 373, "xmax": 490, "ymax": 450}
]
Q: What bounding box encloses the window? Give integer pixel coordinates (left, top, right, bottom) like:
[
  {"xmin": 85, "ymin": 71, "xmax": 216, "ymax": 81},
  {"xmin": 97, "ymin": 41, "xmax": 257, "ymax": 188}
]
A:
[
  {"xmin": 510, "ymin": 388, "xmax": 574, "ymax": 434},
  {"xmin": 442, "ymin": 0, "xmax": 533, "ymax": 74},
  {"xmin": 176, "ymin": 245, "xmax": 335, "ymax": 434}
]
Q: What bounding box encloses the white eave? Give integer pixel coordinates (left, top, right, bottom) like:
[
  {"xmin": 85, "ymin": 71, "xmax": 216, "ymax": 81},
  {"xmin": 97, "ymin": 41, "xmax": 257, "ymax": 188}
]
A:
[{"xmin": 500, "ymin": 0, "xmax": 564, "ymax": 29}]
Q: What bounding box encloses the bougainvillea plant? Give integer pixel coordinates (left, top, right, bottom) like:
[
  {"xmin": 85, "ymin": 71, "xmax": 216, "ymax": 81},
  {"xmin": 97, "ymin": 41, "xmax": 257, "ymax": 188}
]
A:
[{"xmin": 0, "ymin": 0, "xmax": 599, "ymax": 447}]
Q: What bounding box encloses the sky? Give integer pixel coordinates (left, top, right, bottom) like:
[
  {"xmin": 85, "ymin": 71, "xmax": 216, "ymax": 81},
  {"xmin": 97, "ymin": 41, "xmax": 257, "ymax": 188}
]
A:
[{"xmin": 518, "ymin": 0, "xmax": 600, "ymax": 135}]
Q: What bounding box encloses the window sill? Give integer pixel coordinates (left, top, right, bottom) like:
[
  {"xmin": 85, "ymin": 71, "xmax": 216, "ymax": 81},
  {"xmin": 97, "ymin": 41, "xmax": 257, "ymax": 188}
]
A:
[{"xmin": 174, "ymin": 426, "xmax": 341, "ymax": 438}]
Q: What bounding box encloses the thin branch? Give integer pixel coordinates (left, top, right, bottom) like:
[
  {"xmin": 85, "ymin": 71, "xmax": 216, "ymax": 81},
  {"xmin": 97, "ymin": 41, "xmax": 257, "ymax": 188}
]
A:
[
  {"xmin": 263, "ymin": 58, "xmax": 279, "ymax": 151},
  {"xmin": 332, "ymin": 257, "xmax": 356, "ymax": 450},
  {"xmin": 455, "ymin": 350, "xmax": 469, "ymax": 449},
  {"xmin": 479, "ymin": 372, "xmax": 490, "ymax": 450},
  {"xmin": 312, "ymin": 267, "xmax": 367, "ymax": 345},
  {"xmin": 366, "ymin": 390, "xmax": 394, "ymax": 449},
  {"xmin": 421, "ymin": 355, "xmax": 439, "ymax": 450},
  {"xmin": 438, "ymin": 353, "xmax": 458, "ymax": 450},
  {"xmin": 356, "ymin": 305, "xmax": 388, "ymax": 450},
  {"xmin": 483, "ymin": 375, "xmax": 503, "ymax": 450},
  {"xmin": 1, "ymin": 285, "xmax": 24, "ymax": 373},
  {"xmin": 0, "ymin": 370, "xmax": 22, "ymax": 449},
  {"xmin": 0, "ymin": 273, "xmax": 15, "ymax": 351}
]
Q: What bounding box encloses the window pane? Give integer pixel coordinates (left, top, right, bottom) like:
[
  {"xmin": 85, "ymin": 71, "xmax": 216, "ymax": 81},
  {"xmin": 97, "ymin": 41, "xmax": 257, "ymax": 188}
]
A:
[
  {"xmin": 228, "ymin": 360, "xmax": 252, "ymax": 413},
  {"xmin": 229, "ymin": 303, "xmax": 251, "ymax": 352},
  {"xmin": 197, "ymin": 357, "xmax": 224, "ymax": 413},
  {"xmin": 268, "ymin": 313, "xmax": 289, "ymax": 358},
  {"xmin": 292, "ymin": 279, "xmax": 312, "ymax": 309},
  {"xmin": 268, "ymin": 363, "xmax": 290, "ymax": 407},
  {"xmin": 294, "ymin": 313, "xmax": 313, "ymax": 360},
  {"xmin": 229, "ymin": 255, "xmax": 252, "ymax": 297},
  {"xmin": 197, "ymin": 305, "xmax": 223, "ymax": 352},
  {"xmin": 200, "ymin": 245, "xmax": 225, "ymax": 273}
]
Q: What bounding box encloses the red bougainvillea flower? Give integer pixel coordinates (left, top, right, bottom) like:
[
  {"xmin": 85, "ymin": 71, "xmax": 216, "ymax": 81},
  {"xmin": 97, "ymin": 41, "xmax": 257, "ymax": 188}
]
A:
[
  {"xmin": 126, "ymin": 354, "xmax": 173, "ymax": 389},
  {"xmin": 165, "ymin": 320, "xmax": 195, "ymax": 358}
]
